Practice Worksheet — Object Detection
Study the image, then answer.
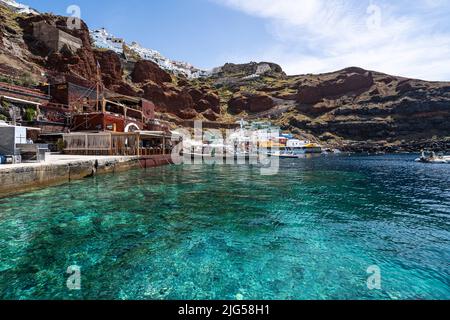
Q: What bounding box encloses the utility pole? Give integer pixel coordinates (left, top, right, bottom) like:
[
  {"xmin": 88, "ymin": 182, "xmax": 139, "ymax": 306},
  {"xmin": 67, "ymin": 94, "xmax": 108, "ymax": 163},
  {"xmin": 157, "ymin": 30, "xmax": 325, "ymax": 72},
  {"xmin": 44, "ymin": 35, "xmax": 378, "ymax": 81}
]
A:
[{"xmin": 96, "ymin": 60, "xmax": 101, "ymax": 112}]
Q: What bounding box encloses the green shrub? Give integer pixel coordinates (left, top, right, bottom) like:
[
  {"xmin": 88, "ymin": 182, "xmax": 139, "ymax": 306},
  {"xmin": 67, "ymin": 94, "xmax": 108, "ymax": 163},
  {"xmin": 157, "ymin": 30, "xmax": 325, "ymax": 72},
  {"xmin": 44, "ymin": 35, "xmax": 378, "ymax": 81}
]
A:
[
  {"xmin": 56, "ymin": 139, "xmax": 65, "ymax": 152},
  {"xmin": 0, "ymin": 73, "xmax": 38, "ymax": 87},
  {"xmin": 1, "ymin": 100, "xmax": 10, "ymax": 110},
  {"xmin": 24, "ymin": 107, "xmax": 36, "ymax": 121}
]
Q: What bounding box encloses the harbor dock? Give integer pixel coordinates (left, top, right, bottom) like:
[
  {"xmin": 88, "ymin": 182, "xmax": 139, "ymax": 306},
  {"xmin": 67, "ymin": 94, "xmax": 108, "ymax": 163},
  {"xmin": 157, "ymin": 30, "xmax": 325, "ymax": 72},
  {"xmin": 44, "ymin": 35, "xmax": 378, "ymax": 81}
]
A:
[{"xmin": 0, "ymin": 153, "xmax": 172, "ymax": 197}]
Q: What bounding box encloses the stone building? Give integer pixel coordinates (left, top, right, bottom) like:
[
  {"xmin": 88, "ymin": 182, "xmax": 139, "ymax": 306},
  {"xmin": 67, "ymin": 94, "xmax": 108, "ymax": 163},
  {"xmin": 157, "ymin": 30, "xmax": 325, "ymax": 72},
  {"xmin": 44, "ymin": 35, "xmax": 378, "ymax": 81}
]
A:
[{"xmin": 33, "ymin": 21, "xmax": 83, "ymax": 53}]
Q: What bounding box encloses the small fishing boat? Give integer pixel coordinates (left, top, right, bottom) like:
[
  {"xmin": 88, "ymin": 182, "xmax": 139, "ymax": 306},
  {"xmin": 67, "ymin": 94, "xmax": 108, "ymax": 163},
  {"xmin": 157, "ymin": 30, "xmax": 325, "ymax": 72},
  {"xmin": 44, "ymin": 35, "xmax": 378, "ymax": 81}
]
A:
[
  {"xmin": 286, "ymin": 139, "xmax": 322, "ymax": 155},
  {"xmin": 415, "ymin": 151, "xmax": 449, "ymax": 164},
  {"xmin": 268, "ymin": 151, "xmax": 301, "ymax": 159}
]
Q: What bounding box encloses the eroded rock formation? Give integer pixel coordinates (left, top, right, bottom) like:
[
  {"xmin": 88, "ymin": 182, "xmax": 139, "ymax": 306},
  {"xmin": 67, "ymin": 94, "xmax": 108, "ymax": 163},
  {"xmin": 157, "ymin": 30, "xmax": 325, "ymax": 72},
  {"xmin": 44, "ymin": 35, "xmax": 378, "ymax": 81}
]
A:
[
  {"xmin": 0, "ymin": 3, "xmax": 448, "ymax": 151},
  {"xmin": 131, "ymin": 60, "xmax": 172, "ymax": 84},
  {"xmin": 228, "ymin": 92, "xmax": 274, "ymax": 114}
]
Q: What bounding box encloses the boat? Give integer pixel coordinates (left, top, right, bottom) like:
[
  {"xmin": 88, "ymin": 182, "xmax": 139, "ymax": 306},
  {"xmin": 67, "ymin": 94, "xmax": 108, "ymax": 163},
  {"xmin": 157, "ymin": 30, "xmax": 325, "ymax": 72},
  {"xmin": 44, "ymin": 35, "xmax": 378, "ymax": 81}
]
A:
[
  {"xmin": 285, "ymin": 139, "xmax": 322, "ymax": 155},
  {"xmin": 183, "ymin": 142, "xmax": 260, "ymax": 162},
  {"xmin": 267, "ymin": 151, "xmax": 301, "ymax": 159},
  {"xmin": 415, "ymin": 151, "xmax": 449, "ymax": 164}
]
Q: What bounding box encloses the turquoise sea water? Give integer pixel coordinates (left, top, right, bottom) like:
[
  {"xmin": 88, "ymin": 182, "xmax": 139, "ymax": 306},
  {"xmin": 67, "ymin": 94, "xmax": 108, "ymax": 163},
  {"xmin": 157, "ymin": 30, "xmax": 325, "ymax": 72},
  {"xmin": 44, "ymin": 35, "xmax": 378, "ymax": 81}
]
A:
[{"xmin": 0, "ymin": 155, "xmax": 449, "ymax": 300}]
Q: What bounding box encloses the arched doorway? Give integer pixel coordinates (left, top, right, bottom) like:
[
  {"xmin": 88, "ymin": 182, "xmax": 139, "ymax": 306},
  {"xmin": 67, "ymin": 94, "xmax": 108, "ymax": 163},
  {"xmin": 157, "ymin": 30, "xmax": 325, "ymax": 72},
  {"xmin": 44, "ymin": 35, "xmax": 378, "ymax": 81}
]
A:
[{"xmin": 124, "ymin": 122, "xmax": 140, "ymax": 132}]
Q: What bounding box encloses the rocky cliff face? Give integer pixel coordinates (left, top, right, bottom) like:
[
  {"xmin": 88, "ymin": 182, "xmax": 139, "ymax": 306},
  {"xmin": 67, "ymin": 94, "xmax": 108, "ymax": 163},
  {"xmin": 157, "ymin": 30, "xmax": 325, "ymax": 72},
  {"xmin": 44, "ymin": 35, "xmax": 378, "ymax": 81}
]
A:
[
  {"xmin": 192, "ymin": 63, "xmax": 450, "ymax": 151},
  {"xmin": 0, "ymin": 2, "xmax": 449, "ymax": 151},
  {"xmin": 0, "ymin": 4, "xmax": 45, "ymax": 81},
  {"xmin": 228, "ymin": 92, "xmax": 274, "ymax": 114},
  {"xmin": 131, "ymin": 60, "xmax": 172, "ymax": 85},
  {"xmin": 13, "ymin": 12, "xmax": 100, "ymax": 84},
  {"xmin": 90, "ymin": 27, "xmax": 208, "ymax": 79},
  {"xmin": 297, "ymin": 68, "xmax": 374, "ymax": 105},
  {"xmin": 212, "ymin": 62, "xmax": 285, "ymax": 78},
  {"xmin": 289, "ymin": 68, "xmax": 450, "ymax": 150},
  {"xmin": 0, "ymin": 4, "xmax": 223, "ymax": 121}
]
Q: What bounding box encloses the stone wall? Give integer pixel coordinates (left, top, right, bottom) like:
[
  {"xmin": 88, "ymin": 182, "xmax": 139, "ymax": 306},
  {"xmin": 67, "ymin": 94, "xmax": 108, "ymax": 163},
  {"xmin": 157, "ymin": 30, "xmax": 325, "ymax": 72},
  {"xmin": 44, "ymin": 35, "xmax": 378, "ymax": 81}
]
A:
[
  {"xmin": 0, "ymin": 155, "xmax": 173, "ymax": 197},
  {"xmin": 33, "ymin": 21, "xmax": 83, "ymax": 53}
]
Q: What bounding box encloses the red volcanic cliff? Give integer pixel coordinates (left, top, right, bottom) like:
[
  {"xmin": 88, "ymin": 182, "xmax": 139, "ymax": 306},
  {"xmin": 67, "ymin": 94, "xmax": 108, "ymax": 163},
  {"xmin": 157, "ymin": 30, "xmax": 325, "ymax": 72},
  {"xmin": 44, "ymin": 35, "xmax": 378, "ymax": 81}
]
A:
[
  {"xmin": 131, "ymin": 60, "xmax": 172, "ymax": 85},
  {"xmin": 0, "ymin": 3, "xmax": 449, "ymax": 151}
]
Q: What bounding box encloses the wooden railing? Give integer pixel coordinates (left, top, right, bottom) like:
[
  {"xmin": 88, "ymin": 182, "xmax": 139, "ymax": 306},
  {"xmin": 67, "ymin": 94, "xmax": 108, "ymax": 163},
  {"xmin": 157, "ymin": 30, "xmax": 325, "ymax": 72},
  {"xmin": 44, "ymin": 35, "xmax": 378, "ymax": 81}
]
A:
[
  {"xmin": 139, "ymin": 148, "xmax": 171, "ymax": 156},
  {"xmin": 63, "ymin": 132, "xmax": 171, "ymax": 156},
  {"xmin": 0, "ymin": 82, "xmax": 51, "ymax": 101}
]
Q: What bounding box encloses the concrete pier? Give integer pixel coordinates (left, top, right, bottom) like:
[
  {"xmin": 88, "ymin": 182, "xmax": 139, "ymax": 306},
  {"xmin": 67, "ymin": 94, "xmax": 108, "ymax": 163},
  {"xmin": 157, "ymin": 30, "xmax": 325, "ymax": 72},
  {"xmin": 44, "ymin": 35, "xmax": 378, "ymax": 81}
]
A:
[{"xmin": 0, "ymin": 154, "xmax": 173, "ymax": 197}]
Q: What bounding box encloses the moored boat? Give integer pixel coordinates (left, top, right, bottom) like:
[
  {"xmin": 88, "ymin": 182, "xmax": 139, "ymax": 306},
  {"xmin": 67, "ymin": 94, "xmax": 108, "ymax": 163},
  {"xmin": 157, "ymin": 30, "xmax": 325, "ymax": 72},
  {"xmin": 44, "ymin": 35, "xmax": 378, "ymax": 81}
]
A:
[
  {"xmin": 415, "ymin": 151, "xmax": 449, "ymax": 164},
  {"xmin": 285, "ymin": 139, "xmax": 322, "ymax": 155},
  {"xmin": 267, "ymin": 151, "xmax": 301, "ymax": 159}
]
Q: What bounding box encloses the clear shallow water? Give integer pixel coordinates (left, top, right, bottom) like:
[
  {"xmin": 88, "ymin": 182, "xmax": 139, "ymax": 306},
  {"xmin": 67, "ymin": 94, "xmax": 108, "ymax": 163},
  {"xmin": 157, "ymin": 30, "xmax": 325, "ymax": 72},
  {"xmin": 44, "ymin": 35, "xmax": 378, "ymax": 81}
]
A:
[{"xmin": 0, "ymin": 155, "xmax": 449, "ymax": 300}]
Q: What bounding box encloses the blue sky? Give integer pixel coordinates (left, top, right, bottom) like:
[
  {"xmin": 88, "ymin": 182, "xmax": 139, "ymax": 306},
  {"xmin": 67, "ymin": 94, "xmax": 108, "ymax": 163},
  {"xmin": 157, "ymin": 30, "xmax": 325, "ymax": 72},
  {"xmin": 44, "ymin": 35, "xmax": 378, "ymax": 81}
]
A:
[{"xmin": 21, "ymin": 0, "xmax": 450, "ymax": 80}]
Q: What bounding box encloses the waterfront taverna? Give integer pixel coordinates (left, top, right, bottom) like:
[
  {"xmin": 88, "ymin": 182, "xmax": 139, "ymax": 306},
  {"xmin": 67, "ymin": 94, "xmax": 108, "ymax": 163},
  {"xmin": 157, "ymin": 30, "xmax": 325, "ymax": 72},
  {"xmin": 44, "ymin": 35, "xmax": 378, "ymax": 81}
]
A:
[{"xmin": 0, "ymin": 78, "xmax": 176, "ymax": 195}]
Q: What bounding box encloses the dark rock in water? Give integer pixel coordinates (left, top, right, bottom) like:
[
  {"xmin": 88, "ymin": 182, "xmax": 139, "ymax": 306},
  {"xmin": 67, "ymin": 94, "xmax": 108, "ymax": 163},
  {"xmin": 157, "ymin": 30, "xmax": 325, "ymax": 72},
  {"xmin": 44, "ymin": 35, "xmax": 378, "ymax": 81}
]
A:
[{"xmin": 161, "ymin": 202, "xmax": 180, "ymax": 209}]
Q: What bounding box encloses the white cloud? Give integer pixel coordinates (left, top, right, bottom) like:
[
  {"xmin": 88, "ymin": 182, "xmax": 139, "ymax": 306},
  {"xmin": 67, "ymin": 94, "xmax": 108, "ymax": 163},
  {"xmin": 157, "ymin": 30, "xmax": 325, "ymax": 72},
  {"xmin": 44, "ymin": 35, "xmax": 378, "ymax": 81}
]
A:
[{"xmin": 213, "ymin": 0, "xmax": 450, "ymax": 80}]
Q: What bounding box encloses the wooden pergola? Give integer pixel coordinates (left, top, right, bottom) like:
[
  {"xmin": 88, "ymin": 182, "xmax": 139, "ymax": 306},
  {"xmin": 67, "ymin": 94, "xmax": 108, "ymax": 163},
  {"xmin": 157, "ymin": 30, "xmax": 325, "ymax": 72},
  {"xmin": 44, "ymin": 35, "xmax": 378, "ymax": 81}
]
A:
[
  {"xmin": 99, "ymin": 98, "xmax": 144, "ymax": 123},
  {"xmin": 63, "ymin": 131, "xmax": 175, "ymax": 156}
]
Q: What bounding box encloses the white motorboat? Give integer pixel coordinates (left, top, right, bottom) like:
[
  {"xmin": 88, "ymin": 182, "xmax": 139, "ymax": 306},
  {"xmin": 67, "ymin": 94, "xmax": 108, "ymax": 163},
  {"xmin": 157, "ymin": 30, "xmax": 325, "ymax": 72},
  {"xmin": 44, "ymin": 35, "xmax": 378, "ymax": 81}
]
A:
[
  {"xmin": 415, "ymin": 151, "xmax": 449, "ymax": 164},
  {"xmin": 285, "ymin": 139, "xmax": 322, "ymax": 155},
  {"xmin": 267, "ymin": 151, "xmax": 301, "ymax": 159}
]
